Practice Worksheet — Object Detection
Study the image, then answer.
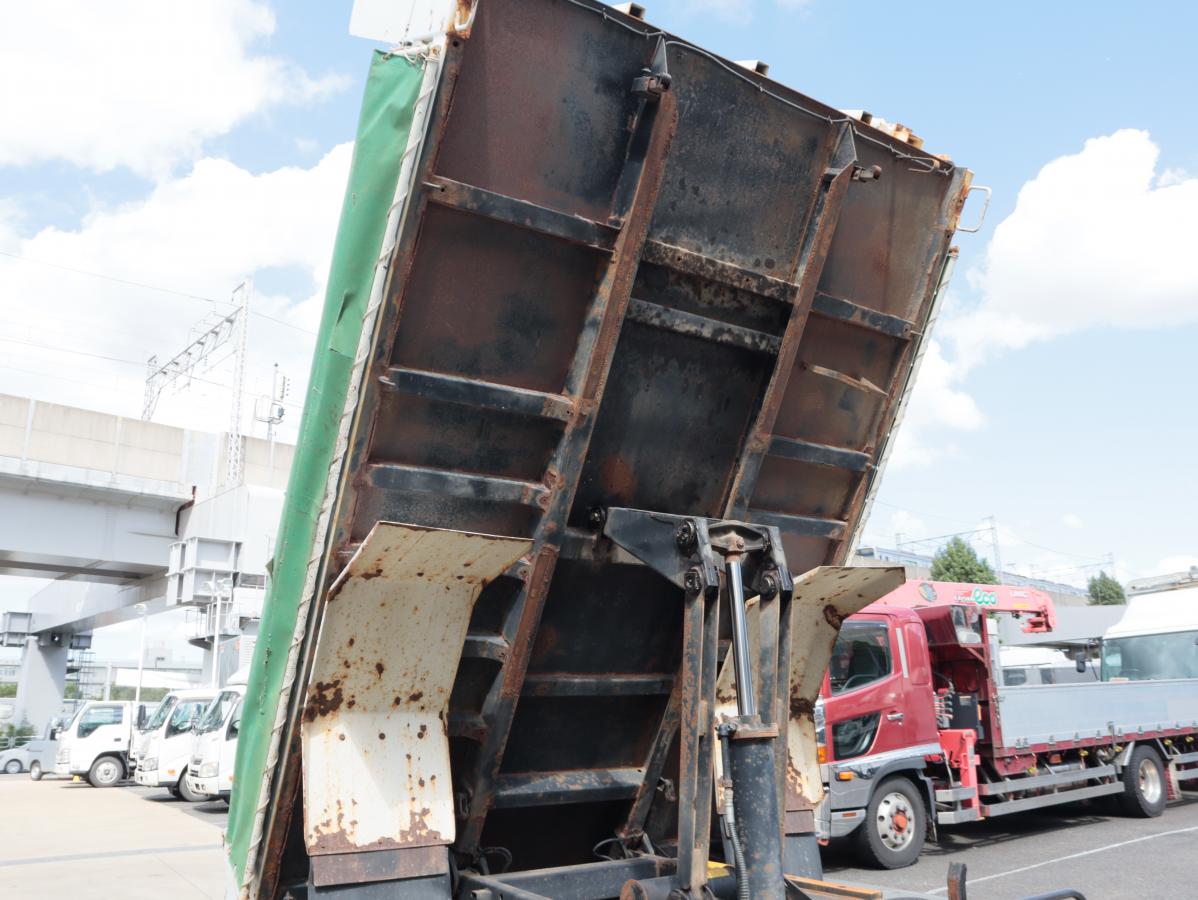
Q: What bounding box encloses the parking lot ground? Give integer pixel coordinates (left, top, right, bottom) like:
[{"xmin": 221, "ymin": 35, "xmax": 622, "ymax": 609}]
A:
[
  {"xmin": 2, "ymin": 775, "xmax": 1195, "ymax": 899},
  {"xmin": 823, "ymin": 795, "xmax": 1198, "ymax": 899},
  {"xmin": 0, "ymin": 774, "xmax": 227, "ymax": 900}
]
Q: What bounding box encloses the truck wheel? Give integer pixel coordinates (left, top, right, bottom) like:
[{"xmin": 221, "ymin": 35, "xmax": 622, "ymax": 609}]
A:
[
  {"xmin": 4, "ymin": 759, "xmax": 21, "ymax": 774},
  {"xmin": 1119, "ymin": 745, "xmax": 1166, "ymax": 817},
  {"xmin": 854, "ymin": 776, "xmax": 926, "ymax": 869},
  {"xmin": 178, "ymin": 770, "xmax": 204, "ymax": 803},
  {"xmin": 29, "ymin": 761, "xmax": 43, "ymax": 781},
  {"xmin": 88, "ymin": 756, "xmax": 124, "ymax": 788}
]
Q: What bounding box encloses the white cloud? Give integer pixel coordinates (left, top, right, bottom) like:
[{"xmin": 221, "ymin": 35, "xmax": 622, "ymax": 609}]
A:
[
  {"xmin": 1061, "ymin": 513, "xmax": 1083, "ymax": 529},
  {"xmin": 0, "ymin": 1, "xmax": 348, "ymax": 176},
  {"xmin": 946, "ymin": 129, "xmax": 1198, "ymax": 372},
  {"xmin": 891, "ymin": 130, "xmax": 1198, "ymax": 460},
  {"xmin": 0, "ymin": 144, "xmax": 353, "ymax": 440},
  {"xmin": 883, "ymin": 339, "xmax": 979, "ymax": 468}
]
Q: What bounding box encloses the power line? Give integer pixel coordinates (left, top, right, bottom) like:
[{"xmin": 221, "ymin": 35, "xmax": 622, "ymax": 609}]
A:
[
  {"xmin": 0, "ymin": 249, "xmax": 317, "ymax": 336},
  {"xmin": 0, "ymin": 334, "xmax": 308, "ymax": 413},
  {"xmin": 0, "ymin": 249, "xmax": 228, "ymax": 305}
]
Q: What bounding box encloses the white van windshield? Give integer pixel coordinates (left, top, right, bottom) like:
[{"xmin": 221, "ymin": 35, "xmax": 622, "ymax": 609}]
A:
[
  {"xmin": 1102, "ymin": 629, "xmax": 1198, "ymax": 681},
  {"xmin": 143, "ymin": 696, "xmax": 177, "ymax": 732},
  {"xmin": 196, "ymin": 690, "xmax": 240, "ymax": 734}
]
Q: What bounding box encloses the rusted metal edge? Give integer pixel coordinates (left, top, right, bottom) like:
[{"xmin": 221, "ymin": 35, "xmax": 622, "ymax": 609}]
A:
[{"xmin": 310, "ymin": 845, "xmax": 448, "ymax": 888}]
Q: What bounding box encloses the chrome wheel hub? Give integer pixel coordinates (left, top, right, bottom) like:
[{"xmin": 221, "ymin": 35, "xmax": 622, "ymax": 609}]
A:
[{"xmin": 876, "ymin": 791, "xmax": 916, "ymax": 851}]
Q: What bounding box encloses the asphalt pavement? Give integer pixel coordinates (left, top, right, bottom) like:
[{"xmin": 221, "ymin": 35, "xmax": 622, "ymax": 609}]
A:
[
  {"xmin": 0, "ymin": 773, "xmax": 226, "ymax": 899},
  {"xmin": 822, "ymin": 794, "xmax": 1198, "ymax": 899},
  {"xmin": 2, "ymin": 774, "xmax": 1195, "ymax": 899}
]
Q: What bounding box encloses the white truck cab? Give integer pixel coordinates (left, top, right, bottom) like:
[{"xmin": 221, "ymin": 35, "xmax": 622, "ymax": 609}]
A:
[
  {"xmin": 53, "ymin": 700, "xmax": 152, "ymax": 787},
  {"xmin": 132, "ymin": 688, "xmax": 214, "ymax": 800},
  {"xmin": 185, "ymin": 682, "xmax": 245, "ymax": 803}
]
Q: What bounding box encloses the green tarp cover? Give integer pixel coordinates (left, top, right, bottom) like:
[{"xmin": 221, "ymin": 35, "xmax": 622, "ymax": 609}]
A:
[{"xmin": 226, "ymin": 50, "xmax": 426, "ymax": 891}]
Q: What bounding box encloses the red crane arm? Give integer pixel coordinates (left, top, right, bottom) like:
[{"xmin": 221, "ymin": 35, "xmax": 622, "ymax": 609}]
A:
[{"xmin": 871, "ymin": 580, "xmax": 1057, "ymax": 633}]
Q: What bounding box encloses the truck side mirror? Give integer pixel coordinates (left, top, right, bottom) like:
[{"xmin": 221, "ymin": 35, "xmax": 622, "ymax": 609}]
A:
[
  {"xmin": 1073, "ymin": 650, "xmax": 1087, "ymax": 673},
  {"xmin": 49, "ymin": 727, "xmax": 60, "ymax": 740}
]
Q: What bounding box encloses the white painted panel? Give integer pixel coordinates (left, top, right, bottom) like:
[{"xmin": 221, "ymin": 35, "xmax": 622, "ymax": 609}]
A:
[
  {"xmin": 302, "ymin": 522, "xmax": 530, "ymax": 854},
  {"xmin": 785, "ymin": 566, "xmax": 904, "ymax": 807}
]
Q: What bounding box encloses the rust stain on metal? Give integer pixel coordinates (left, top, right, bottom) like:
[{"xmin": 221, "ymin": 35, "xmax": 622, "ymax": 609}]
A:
[
  {"xmin": 823, "ymin": 604, "xmax": 845, "ymax": 628},
  {"xmin": 304, "ymin": 679, "xmax": 345, "ymax": 722}
]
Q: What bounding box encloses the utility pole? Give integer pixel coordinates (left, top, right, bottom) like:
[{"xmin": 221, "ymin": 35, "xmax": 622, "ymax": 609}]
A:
[
  {"xmin": 254, "ymin": 363, "xmax": 289, "ymax": 476},
  {"xmin": 225, "ymin": 280, "xmax": 251, "ymax": 488},
  {"xmin": 985, "ymin": 516, "xmax": 1004, "ymax": 584}
]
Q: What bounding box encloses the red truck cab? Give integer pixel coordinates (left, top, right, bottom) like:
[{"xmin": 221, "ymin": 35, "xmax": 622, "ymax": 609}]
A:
[{"xmin": 816, "ymin": 582, "xmax": 1055, "ymax": 867}]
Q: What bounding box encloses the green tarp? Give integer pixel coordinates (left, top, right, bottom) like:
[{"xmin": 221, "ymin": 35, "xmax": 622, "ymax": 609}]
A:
[{"xmin": 226, "ymin": 50, "xmax": 427, "ymax": 892}]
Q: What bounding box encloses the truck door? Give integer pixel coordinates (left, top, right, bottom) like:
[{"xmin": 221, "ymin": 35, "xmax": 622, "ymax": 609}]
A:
[
  {"xmin": 162, "ymin": 699, "xmax": 209, "ymax": 780},
  {"xmin": 72, "ymin": 703, "xmax": 126, "ymax": 770},
  {"xmin": 220, "ymin": 699, "xmax": 242, "ymax": 794},
  {"xmin": 825, "ymin": 617, "xmax": 906, "ymax": 761}
]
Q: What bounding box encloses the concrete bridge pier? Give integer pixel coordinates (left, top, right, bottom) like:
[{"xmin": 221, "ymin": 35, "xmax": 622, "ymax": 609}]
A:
[{"xmin": 13, "ymin": 635, "xmax": 69, "ymax": 736}]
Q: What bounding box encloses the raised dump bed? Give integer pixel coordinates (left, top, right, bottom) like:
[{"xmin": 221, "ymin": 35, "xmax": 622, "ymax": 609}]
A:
[{"xmin": 226, "ymin": 2, "xmax": 975, "ymax": 898}]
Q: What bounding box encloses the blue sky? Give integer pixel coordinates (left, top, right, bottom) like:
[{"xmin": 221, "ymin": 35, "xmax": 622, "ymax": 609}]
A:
[{"xmin": 0, "ymin": 0, "xmax": 1194, "ymax": 645}]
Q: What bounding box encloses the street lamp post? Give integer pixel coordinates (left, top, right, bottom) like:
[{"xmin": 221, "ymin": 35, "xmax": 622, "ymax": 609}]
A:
[
  {"xmin": 134, "ymin": 603, "xmax": 148, "ymax": 705},
  {"xmin": 207, "ymin": 577, "xmax": 234, "ymax": 689}
]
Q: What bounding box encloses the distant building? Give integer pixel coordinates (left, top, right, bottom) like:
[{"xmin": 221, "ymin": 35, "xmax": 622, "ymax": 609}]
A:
[{"xmin": 853, "ymin": 546, "xmax": 1091, "ymax": 608}]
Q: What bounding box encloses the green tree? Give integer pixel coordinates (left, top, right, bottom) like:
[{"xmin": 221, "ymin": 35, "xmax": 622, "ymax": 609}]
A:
[
  {"xmin": 0, "ymin": 683, "xmax": 16, "ymax": 698},
  {"xmin": 1087, "ymin": 570, "xmax": 1126, "ymax": 605},
  {"xmin": 930, "ymin": 536, "xmax": 997, "ymax": 583}
]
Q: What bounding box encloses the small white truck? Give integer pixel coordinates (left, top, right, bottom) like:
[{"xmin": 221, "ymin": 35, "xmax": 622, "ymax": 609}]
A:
[
  {"xmin": 52, "ymin": 700, "xmax": 153, "ymax": 787},
  {"xmin": 185, "ymin": 681, "xmax": 245, "ymax": 803},
  {"xmin": 132, "ymin": 688, "xmax": 214, "ymax": 800}
]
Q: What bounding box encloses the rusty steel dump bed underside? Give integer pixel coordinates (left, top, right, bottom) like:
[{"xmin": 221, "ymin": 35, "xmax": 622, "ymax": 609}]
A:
[{"xmin": 252, "ymin": 1, "xmax": 972, "ymax": 896}]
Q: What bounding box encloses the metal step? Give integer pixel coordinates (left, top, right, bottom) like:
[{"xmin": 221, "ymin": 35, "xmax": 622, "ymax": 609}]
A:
[
  {"xmin": 979, "ymin": 764, "xmax": 1116, "ymax": 796},
  {"xmin": 981, "ymin": 781, "xmax": 1123, "ymax": 817}
]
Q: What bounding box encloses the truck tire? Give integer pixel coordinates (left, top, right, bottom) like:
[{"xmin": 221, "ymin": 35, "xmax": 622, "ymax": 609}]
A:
[
  {"xmin": 854, "ymin": 776, "xmax": 926, "ymax": 869},
  {"xmin": 1119, "ymin": 745, "xmax": 1166, "ymax": 817},
  {"xmin": 4, "ymin": 759, "xmax": 21, "ymax": 774},
  {"xmin": 88, "ymin": 756, "xmax": 124, "ymax": 788},
  {"xmin": 29, "ymin": 761, "xmax": 43, "ymax": 781},
  {"xmin": 178, "ymin": 770, "xmax": 204, "ymax": 803}
]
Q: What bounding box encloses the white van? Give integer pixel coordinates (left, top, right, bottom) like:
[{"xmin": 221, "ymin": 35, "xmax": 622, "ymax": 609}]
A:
[
  {"xmin": 1102, "ymin": 582, "xmax": 1198, "ymax": 681},
  {"xmin": 132, "ymin": 688, "xmax": 214, "ymax": 800},
  {"xmin": 185, "ymin": 684, "xmax": 245, "ymax": 803},
  {"xmin": 53, "ymin": 700, "xmax": 153, "ymax": 787}
]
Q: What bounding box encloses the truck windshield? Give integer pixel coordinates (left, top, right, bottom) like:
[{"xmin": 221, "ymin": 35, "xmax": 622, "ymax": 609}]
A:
[
  {"xmin": 1102, "ymin": 630, "xmax": 1198, "ymax": 681},
  {"xmin": 196, "ymin": 690, "xmax": 240, "ymax": 734},
  {"xmin": 142, "ymin": 696, "xmax": 177, "ymax": 732},
  {"xmin": 829, "ymin": 620, "xmax": 892, "ymax": 695}
]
